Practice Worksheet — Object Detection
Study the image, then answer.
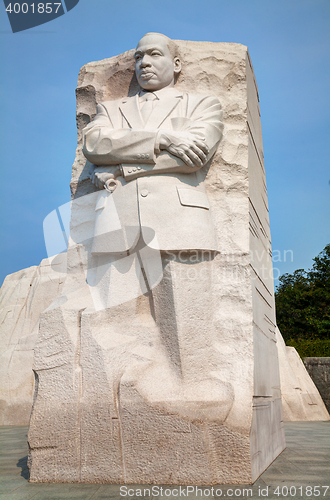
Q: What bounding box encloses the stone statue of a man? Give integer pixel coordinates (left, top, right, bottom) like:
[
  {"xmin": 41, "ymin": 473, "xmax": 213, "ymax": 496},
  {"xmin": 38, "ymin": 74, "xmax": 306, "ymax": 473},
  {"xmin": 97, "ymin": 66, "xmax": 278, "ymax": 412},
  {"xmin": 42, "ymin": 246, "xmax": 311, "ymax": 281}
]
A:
[
  {"xmin": 81, "ymin": 32, "xmax": 232, "ymax": 422},
  {"xmin": 83, "ymin": 32, "xmax": 223, "ymax": 253},
  {"xmin": 28, "ymin": 34, "xmax": 286, "ymax": 485}
]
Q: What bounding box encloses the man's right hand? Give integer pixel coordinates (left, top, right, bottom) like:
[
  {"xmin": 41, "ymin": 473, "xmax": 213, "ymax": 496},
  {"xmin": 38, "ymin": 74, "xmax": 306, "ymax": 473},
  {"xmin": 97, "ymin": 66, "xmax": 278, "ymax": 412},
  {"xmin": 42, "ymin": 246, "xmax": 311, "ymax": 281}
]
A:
[
  {"xmin": 89, "ymin": 166, "xmax": 121, "ymax": 190},
  {"xmin": 158, "ymin": 131, "xmax": 209, "ymax": 168}
]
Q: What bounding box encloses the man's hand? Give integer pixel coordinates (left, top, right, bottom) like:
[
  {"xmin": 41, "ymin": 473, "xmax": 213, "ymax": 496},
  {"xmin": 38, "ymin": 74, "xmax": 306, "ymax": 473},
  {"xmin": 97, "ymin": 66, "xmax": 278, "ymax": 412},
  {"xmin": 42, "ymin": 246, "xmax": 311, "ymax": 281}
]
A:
[
  {"xmin": 89, "ymin": 166, "xmax": 122, "ymax": 190},
  {"xmin": 158, "ymin": 131, "xmax": 209, "ymax": 168}
]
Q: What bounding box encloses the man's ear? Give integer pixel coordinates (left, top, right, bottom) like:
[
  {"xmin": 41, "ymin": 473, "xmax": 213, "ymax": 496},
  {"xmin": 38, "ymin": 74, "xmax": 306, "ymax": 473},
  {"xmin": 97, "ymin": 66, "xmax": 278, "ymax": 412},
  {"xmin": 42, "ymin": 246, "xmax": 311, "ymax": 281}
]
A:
[{"xmin": 173, "ymin": 57, "xmax": 181, "ymax": 74}]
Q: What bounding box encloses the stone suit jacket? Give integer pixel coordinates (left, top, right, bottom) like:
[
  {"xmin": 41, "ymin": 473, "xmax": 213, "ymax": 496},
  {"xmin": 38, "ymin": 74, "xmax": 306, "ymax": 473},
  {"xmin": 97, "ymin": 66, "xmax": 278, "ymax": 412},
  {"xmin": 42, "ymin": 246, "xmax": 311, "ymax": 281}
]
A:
[{"xmin": 82, "ymin": 87, "xmax": 223, "ymax": 254}]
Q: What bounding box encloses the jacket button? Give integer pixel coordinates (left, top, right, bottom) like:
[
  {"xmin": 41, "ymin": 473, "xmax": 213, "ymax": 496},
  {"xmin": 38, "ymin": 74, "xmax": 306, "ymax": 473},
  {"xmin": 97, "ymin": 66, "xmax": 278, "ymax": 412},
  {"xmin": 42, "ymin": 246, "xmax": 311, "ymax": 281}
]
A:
[
  {"xmin": 140, "ymin": 189, "xmax": 148, "ymax": 197},
  {"xmin": 137, "ymin": 154, "xmax": 141, "ymax": 159},
  {"xmin": 145, "ymin": 154, "xmax": 149, "ymax": 159}
]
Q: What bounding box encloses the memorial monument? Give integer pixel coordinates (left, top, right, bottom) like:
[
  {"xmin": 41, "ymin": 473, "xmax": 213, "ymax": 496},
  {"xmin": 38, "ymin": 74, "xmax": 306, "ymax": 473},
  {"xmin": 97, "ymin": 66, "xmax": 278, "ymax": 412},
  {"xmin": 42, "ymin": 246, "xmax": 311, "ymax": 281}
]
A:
[{"xmin": 27, "ymin": 33, "xmax": 286, "ymax": 484}]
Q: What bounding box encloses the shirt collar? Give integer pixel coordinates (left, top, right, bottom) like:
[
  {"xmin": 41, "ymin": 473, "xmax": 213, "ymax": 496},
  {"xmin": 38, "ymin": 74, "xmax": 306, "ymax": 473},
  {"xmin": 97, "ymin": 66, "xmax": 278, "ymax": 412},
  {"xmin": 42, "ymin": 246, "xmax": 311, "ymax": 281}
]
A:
[{"xmin": 139, "ymin": 87, "xmax": 183, "ymax": 101}]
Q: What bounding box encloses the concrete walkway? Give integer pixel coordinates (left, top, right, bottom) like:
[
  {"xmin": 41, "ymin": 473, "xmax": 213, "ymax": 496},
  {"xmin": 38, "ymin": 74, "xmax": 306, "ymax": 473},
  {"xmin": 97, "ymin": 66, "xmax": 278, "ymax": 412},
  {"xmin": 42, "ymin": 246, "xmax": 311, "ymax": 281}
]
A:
[{"xmin": 0, "ymin": 422, "xmax": 329, "ymax": 500}]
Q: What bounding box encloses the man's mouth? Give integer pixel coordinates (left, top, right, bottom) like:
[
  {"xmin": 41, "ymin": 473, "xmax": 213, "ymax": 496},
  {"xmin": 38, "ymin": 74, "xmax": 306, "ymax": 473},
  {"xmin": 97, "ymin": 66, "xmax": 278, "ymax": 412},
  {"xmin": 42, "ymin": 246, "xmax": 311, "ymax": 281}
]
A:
[{"xmin": 140, "ymin": 71, "xmax": 154, "ymax": 79}]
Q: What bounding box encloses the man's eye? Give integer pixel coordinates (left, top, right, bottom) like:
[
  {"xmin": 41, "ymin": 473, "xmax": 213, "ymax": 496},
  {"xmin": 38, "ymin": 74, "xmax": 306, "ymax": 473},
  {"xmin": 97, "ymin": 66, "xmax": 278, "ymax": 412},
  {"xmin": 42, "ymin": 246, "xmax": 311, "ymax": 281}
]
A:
[
  {"xmin": 151, "ymin": 52, "xmax": 161, "ymax": 56},
  {"xmin": 135, "ymin": 55, "xmax": 141, "ymax": 60}
]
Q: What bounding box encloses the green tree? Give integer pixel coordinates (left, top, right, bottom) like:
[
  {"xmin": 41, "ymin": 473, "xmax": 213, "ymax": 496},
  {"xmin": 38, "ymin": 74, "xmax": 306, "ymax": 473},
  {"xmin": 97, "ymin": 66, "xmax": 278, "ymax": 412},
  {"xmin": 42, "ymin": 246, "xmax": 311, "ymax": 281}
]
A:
[{"xmin": 275, "ymin": 244, "xmax": 330, "ymax": 346}]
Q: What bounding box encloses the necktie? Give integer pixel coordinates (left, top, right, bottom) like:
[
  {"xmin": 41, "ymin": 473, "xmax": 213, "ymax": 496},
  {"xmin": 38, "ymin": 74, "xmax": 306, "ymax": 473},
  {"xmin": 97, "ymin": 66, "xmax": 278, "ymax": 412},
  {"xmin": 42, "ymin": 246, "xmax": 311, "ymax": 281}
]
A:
[{"xmin": 140, "ymin": 93, "xmax": 156, "ymax": 123}]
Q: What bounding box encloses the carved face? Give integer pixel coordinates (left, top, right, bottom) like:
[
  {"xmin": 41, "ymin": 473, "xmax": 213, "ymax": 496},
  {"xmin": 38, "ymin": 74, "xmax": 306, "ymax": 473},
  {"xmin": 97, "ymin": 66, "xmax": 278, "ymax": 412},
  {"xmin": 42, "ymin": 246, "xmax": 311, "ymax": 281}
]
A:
[{"xmin": 134, "ymin": 34, "xmax": 181, "ymax": 91}]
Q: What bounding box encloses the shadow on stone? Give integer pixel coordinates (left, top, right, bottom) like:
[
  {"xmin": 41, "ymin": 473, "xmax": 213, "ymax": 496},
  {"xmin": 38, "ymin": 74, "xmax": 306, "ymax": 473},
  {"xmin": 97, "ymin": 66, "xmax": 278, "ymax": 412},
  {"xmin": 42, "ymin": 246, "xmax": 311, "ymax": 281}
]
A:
[{"xmin": 17, "ymin": 455, "xmax": 29, "ymax": 480}]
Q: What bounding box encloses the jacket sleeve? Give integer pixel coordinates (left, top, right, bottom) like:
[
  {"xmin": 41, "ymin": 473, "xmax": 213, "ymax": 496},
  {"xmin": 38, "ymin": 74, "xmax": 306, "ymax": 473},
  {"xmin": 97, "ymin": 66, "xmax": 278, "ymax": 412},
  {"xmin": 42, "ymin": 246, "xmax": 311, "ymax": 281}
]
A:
[
  {"xmin": 188, "ymin": 95, "xmax": 223, "ymax": 157},
  {"xmin": 82, "ymin": 103, "xmax": 157, "ymax": 165},
  {"xmin": 83, "ymin": 96, "xmax": 223, "ymax": 180},
  {"xmin": 122, "ymin": 95, "xmax": 223, "ymax": 181}
]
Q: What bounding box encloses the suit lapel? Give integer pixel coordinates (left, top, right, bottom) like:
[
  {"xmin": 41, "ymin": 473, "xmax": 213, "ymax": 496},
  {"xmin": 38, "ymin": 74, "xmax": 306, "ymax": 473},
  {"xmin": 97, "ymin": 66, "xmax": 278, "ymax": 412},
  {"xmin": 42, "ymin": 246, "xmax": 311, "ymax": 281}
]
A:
[
  {"xmin": 144, "ymin": 92, "xmax": 183, "ymax": 129},
  {"xmin": 119, "ymin": 90, "xmax": 184, "ymax": 130},
  {"xmin": 119, "ymin": 95, "xmax": 144, "ymax": 129}
]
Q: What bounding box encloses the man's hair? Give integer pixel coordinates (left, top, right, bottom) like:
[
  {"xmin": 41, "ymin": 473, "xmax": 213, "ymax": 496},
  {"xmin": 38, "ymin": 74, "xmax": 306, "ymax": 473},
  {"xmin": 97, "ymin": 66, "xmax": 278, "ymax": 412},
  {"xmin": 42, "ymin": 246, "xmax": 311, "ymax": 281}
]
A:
[{"xmin": 138, "ymin": 33, "xmax": 180, "ymax": 60}]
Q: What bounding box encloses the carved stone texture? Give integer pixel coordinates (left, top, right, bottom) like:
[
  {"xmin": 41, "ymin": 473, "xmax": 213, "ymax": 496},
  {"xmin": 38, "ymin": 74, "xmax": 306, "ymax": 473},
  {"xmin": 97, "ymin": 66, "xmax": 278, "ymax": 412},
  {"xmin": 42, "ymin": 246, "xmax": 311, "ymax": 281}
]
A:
[
  {"xmin": 0, "ymin": 256, "xmax": 66, "ymax": 425},
  {"xmin": 277, "ymin": 329, "xmax": 329, "ymax": 421},
  {"xmin": 2, "ymin": 261, "xmax": 327, "ymax": 427},
  {"xmin": 27, "ymin": 39, "xmax": 285, "ymax": 484}
]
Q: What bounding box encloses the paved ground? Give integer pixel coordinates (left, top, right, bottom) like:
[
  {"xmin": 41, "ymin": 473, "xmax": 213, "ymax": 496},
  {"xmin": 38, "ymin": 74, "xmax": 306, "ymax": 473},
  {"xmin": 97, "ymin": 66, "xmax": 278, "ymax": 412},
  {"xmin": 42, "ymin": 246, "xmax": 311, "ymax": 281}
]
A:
[{"xmin": 0, "ymin": 422, "xmax": 329, "ymax": 500}]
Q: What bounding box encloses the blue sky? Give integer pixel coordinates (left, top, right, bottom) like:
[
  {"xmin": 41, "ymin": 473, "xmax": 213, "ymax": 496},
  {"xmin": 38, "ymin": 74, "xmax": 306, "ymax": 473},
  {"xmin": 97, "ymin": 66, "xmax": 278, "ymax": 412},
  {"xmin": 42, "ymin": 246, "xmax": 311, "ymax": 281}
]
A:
[{"xmin": 0, "ymin": 0, "xmax": 329, "ymax": 286}]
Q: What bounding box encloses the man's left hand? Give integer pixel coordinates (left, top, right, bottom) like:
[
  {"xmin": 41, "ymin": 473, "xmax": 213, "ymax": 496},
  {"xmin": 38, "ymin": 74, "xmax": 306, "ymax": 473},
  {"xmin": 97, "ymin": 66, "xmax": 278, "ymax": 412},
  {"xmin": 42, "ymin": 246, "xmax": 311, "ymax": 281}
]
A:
[
  {"xmin": 158, "ymin": 131, "xmax": 209, "ymax": 168},
  {"xmin": 89, "ymin": 166, "xmax": 121, "ymax": 190}
]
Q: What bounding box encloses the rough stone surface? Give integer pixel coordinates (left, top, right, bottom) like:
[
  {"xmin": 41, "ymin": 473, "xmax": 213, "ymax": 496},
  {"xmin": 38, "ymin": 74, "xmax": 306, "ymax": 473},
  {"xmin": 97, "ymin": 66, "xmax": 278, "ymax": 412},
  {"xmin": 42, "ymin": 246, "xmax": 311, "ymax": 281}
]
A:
[
  {"xmin": 303, "ymin": 358, "xmax": 330, "ymax": 413},
  {"xmin": 26, "ymin": 39, "xmax": 286, "ymax": 484},
  {"xmin": 3, "ymin": 423, "xmax": 330, "ymax": 498},
  {"xmin": 0, "ymin": 256, "xmax": 66, "ymax": 425},
  {"xmin": 2, "ymin": 272, "xmax": 327, "ymax": 427},
  {"xmin": 277, "ymin": 331, "xmax": 329, "ymax": 421}
]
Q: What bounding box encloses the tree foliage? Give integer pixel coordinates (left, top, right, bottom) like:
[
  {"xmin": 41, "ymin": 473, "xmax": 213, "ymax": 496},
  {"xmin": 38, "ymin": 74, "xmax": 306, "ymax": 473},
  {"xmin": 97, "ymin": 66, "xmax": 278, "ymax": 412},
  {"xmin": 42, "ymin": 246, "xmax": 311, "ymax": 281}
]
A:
[{"xmin": 275, "ymin": 244, "xmax": 330, "ymax": 343}]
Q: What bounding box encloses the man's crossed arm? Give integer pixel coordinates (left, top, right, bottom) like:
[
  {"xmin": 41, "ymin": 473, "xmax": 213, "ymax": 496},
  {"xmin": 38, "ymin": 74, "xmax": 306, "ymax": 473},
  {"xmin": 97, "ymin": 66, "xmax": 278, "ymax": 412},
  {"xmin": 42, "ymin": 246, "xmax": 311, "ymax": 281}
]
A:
[{"xmin": 82, "ymin": 95, "xmax": 222, "ymax": 189}]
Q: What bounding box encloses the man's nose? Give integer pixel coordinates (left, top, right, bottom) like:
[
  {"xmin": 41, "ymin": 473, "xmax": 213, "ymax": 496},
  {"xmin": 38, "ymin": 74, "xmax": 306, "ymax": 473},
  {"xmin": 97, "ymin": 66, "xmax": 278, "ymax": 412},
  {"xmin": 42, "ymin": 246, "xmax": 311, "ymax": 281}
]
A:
[{"xmin": 140, "ymin": 55, "xmax": 151, "ymax": 67}]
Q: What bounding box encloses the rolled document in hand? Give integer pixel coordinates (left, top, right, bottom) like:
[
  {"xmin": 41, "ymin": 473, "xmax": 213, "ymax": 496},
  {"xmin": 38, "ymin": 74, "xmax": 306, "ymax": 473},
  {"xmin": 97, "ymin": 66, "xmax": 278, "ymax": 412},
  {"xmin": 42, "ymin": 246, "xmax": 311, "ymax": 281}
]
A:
[{"xmin": 104, "ymin": 177, "xmax": 119, "ymax": 192}]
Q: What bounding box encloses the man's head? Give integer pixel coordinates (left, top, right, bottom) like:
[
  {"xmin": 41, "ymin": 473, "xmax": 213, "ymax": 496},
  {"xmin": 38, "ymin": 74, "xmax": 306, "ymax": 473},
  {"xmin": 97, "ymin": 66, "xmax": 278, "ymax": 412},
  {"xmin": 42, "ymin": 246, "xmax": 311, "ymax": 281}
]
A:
[{"xmin": 134, "ymin": 33, "xmax": 181, "ymax": 91}]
